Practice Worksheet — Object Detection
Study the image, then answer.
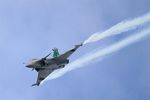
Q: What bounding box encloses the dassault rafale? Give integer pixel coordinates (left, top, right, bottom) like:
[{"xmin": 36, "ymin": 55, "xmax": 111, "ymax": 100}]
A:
[{"xmin": 25, "ymin": 43, "xmax": 83, "ymax": 86}]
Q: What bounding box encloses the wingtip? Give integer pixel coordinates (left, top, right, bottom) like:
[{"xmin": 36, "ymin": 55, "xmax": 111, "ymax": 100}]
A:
[
  {"xmin": 31, "ymin": 83, "xmax": 40, "ymax": 87},
  {"xmin": 75, "ymin": 42, "xmax": 83, "ymax": 48},
  {"xmin": 81, "ymin": 42, "xmax": 83, "ymax": 46},
  {"xmin": 79, "ymin": 42, "xmax": 83, "ymax": 46}
]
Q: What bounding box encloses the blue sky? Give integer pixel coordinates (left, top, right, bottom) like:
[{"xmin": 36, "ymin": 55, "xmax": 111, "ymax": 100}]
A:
[{"xmin": 0, "ymin": 0, "xmax": 150, "ymax": 100}]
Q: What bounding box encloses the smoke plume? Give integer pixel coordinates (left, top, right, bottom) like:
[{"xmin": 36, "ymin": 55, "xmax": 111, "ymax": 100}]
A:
[{"xmin": 42, "ymin": 13, "xmax": 150, "ymax": 84}]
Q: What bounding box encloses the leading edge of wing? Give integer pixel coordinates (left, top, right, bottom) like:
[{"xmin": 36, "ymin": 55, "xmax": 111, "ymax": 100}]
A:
[{"xmin": 58, "ymin": 43, "xmax": 83, "ymax": 60}]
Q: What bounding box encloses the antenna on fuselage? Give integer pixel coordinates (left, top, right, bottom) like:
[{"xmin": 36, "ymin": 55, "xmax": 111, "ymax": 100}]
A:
[{"xmin": 42, "ymin": 53, "xmax": 51, "ymax": 60}]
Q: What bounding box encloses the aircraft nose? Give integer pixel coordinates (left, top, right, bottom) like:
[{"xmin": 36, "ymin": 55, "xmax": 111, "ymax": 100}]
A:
[{"xmin": 26, "ymin": 64, "xmax": 32, "ymax": 68}]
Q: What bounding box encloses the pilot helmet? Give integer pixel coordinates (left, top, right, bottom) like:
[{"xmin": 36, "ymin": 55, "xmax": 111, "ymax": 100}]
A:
[{"xmin": 52, "ymin": 48, "xmax": 58, "ymax": 51}]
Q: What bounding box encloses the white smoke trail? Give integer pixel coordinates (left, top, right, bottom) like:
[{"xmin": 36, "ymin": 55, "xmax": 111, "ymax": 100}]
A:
[
  {"xmin": 84, "ymin": 13, "xmax": 150, "ymax": 44},
  {"xmin": 41, "ymin": 13, "xmax": 150, "ymax": 84},
  {"xmin": 42, "ymin": 28, "xmax": 150, "ymax": 82}
]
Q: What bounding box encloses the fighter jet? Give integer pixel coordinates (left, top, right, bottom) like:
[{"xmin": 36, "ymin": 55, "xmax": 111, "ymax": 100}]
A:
[{"xmin": 25, "ymin": 43, "xmax": 83, "ymax": 86}]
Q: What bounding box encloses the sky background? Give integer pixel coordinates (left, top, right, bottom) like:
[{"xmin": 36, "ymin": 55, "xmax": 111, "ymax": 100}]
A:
[{"xmin": 0, "ymin": 0, "xmax": 150, "ymax": 100}]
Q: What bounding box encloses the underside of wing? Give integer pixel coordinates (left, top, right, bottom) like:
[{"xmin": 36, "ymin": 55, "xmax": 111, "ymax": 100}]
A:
[{"xmin": 36, "ymin": 68, "xmax": 53, "ymax": 85}]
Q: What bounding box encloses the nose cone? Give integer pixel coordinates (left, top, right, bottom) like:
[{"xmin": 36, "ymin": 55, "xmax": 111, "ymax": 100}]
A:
[{"xmin": 25, "ymin": 64, "xmax": 32, "ymax": 68}]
